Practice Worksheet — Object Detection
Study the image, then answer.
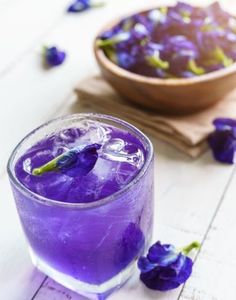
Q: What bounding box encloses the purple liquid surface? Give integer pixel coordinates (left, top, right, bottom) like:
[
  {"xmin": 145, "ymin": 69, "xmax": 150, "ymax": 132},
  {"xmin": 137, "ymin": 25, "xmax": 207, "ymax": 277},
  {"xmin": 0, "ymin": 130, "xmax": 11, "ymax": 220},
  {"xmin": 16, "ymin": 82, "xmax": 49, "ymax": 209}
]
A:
[
  {"xmin": 15, "ymin": 122, "xmax": 145, "ymax": 203},
  {"xmin": 13, "ymin": 119, "xmax": 154, "ymax": 286}
]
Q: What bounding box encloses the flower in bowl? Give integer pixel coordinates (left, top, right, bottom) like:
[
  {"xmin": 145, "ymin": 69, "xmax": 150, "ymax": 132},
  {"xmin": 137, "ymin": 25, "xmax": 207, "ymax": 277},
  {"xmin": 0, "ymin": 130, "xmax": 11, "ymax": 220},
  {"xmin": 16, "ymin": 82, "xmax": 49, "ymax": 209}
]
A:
[
  {"xmin": 96, "ymin": 2, "xmax": 235, "ymax": 79},
  {"xmin": 94, "ymin": 2, "xmax": 236, "ymax": 114}
]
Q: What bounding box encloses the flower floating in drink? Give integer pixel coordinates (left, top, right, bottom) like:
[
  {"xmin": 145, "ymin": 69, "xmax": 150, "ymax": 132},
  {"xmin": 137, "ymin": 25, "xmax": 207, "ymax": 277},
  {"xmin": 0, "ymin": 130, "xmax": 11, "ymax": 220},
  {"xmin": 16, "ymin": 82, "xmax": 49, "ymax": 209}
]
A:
[
  {"xmin": 7, "ymin": 114, "xmax": 154, "ymax": 297},
  {"xmin": 97, "ymin": 2, "xmax": 236, "ymax": 78}
]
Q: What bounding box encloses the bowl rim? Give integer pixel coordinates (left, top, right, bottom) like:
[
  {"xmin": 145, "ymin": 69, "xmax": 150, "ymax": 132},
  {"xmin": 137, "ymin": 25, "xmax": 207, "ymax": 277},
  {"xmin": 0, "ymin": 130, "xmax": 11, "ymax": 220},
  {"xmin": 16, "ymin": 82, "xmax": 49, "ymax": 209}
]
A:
[{"xmin": 94, "ymin": 6, "xmax": 236, "ymax": 86}]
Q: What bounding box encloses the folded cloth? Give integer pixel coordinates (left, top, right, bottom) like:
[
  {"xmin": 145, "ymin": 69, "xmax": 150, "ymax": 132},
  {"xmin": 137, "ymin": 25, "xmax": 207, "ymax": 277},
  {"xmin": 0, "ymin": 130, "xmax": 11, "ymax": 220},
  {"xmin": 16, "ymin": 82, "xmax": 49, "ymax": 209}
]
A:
[{"xmin": 75, "ymin": 75, "xmax": 236, "ymax": 158}]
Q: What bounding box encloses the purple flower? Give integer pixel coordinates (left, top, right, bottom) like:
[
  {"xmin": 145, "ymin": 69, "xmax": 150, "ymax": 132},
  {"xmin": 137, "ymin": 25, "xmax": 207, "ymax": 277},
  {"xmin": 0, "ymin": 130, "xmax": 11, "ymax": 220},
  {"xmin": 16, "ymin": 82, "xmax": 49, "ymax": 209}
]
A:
[
  {"xmin": 207, "ymin": 1, "xmax": 230, "ymax": 26},
  {"xmin": 43, "ymin": 46, "xmax": 66, "ymax": 67},
  {"xmin": 160, "ymin": 36, "xmax": 201, "ymax": 75},
  {"xmin": 138, "ymin": 241, "xmax": 200, "ymax": 291},
  {"xmin": 175, "ymin": 1, "xmax": 194, "ymax": 15},
  {"xmin": 162, "ymin": 36, "xmax": 198, "ymax": 59},
  {"xmin": 32, "ymin": 144, "xmax": 101, "ymax": 177},
  {"xmin": 97, "ymin": 1, "xmax": 236, "ymax": 78},
  {"xmin": 116, "ymin": 223, "xmax": 145, "ymax": 268},
  {"xmin": 117, "ymin": 52, "xmax": 136, "ymax": 69},
  {"xmin": 67, "ymin": 0, "xmax": 104, "ymax": 13},
  {"xmin": 208, "ymin": 118, "xmax": 236, "ymax": 164}
]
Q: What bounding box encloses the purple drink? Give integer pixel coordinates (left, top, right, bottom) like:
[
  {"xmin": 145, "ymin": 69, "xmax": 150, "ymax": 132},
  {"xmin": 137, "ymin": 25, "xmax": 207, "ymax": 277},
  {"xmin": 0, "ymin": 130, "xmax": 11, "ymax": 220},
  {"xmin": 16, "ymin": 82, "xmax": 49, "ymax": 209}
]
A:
[{"xmin": 7, "ymin": 114, "xmax": 154, "ymax": 297}]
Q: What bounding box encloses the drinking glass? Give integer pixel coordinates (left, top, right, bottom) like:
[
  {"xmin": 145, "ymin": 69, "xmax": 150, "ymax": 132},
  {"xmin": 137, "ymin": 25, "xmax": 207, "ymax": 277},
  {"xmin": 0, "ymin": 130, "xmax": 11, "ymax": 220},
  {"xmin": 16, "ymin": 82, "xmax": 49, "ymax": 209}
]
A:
[{"xmin": 7, "ymin": 114, "xmax": 154, "ymax": 298}]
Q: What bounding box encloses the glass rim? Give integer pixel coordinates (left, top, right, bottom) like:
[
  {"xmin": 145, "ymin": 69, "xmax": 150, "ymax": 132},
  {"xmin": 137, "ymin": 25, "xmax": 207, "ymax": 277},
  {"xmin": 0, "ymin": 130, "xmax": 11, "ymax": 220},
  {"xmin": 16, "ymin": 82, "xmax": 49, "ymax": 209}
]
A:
[{"xmin": 7, "ymin": 113, "xmax": 153, "ymax": 210}]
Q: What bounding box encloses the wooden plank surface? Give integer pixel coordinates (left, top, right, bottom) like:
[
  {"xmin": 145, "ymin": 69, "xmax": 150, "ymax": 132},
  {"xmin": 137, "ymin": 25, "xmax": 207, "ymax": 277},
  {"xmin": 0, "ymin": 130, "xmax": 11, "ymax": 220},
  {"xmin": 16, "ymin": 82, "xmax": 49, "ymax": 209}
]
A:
[
  {"xmin": 0, "ymin": 0, "xmax": 171, "ymax": 175},
  {"xmin": 180, "ymin": 168, "xmax": 236, "ymax": 300},
  {"xmin": 0, "ymin": 0, "xmax": 236, "ymax": 300},
  {"xmin": 32, "ymin": 135, "xmax": 235, "ymax": 300}
]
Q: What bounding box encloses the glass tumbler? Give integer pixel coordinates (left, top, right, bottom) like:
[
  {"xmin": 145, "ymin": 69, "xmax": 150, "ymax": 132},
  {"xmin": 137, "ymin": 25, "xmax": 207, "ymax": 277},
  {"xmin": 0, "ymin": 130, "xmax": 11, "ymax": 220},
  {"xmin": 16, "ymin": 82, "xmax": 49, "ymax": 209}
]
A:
[{"xmin": 7, "ymin": 114, "xmax": 154, "ymax": 298}]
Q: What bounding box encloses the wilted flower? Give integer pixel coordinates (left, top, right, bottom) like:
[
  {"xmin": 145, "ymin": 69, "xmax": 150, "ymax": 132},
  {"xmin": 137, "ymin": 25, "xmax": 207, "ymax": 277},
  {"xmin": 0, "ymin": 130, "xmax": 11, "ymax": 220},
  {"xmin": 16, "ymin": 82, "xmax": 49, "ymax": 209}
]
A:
[
  {"xmin": 209, "ymin": 118, "xmax": 236, "ymax": 164},
  {"xmin": 138, "ymin": 241, "xmax": 200, "ymax": 291},
  {"xmin": 43, "ymin": 46, "xmax": 66, "ymax": 67}
]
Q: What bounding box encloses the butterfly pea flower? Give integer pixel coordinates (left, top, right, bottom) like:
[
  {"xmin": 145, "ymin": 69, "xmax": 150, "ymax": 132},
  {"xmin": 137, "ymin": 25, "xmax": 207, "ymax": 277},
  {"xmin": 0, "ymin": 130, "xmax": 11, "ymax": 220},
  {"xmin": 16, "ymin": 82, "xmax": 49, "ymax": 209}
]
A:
[
  {"xmin": 117, "ymin": 52, "xmax": 136, "ymax": 70},
  {"xmin": 67, "ymin": 0, "xmax": 104, "ymax": 13},
  {"xmin": 180, "ymin": 70, "xmax": 195, "ymax": 78},
  {"xmin": 148, "ymin": 9, "xmax": 167, "ymax": 25},
  {"xmin": 175, "ymin": 1, "xmax": 193, "ymax": 16},
  {"xmin": 43, "ymin": 46, "xmax": 66, "ymax": 67},
  {"xmin": 213, "ymin": 46, "xmax": 233, "ymax": 67},
  {"xmin": 209, "ymin": 118, "xmax": 236, "ymax": 164},
  {"xmin": 146, "ymin": 51, "xmax": 169, "ymax": 70},
  {"xmin": 207, "ymin": 1, "xmax": 230, "ymax": 26},
  {"xmin": 162, "ymin": 36, "xmax": 198, "ymax": 59},
  {"xmin": 160, "ymin": 36, "xmax": 203, "ymax": 75},
  {"xmin": 187, "ymin": 59, "xmax": 205, "ymax": 75},
  {"xmin": 229, "ymin": 18, "xmax": 236, "ymax": 33},
  {"xmin": 117, "ymin": 223, "xmax": 145, "ymax": 267},
  {"xmin": 138, "ymin": 241, "xmax": 200, "ymax": 291},
  {"xmin": 32, "ymin": 144, "xmax": 101, "ymax": 177},
  {"xmin": 97, "ymin": 32, "xmax": 130, "ymax": 48},
  {"xmin": 97, "ymin": 1, "xmax": 236, "ymax": 79}
]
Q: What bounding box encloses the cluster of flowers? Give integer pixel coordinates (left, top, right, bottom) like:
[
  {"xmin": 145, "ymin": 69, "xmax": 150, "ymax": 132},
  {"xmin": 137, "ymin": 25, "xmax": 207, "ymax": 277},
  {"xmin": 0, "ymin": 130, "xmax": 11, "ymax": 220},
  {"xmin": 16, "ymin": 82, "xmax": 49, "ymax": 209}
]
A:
[{"xmin": 97, "ymin": 2, "xmax": 236, "ymax": 78}]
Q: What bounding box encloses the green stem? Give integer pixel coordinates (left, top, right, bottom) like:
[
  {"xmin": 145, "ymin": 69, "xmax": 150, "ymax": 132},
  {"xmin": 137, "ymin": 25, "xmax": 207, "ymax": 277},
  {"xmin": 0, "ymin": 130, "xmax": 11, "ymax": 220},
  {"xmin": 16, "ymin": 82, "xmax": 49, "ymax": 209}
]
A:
[
  {"xmin": 91, "ymin": 1, "xmax": 105, "ymax": 8},
  {"xmin": 159, "ymin": 7, "xmax": 168, "ymax": 15},
  {"xmin": 213, "ymin": 47, "xmax": 233, "ymax": 67},
  {"xmin": 32, "ymin": 155, "xmax": 62, "ymax": 176},
  {"xmin": 96, "ymin": 39, "xmax": 114, "ymax": 48},
  {"xmin": 104, "ymin": 47, "xmax": 117, "ymax": 63},
  {"xmin": 188, "ymin": 59, "xmax": 205, "ymax": 75},
  {"xmin": 181, "ymin": 241, "xmax": 200, "ymax": 256},
  {"xmin": 96, "ymin": 32, "xmax": 129, "ymax": 48},
  {"xmin": 147, "ymin": 52, "xmax": 169, "ymax": 70},
  {"xmin": 32, "ymin": 147, "xmax": 75, "ymax": 175}
]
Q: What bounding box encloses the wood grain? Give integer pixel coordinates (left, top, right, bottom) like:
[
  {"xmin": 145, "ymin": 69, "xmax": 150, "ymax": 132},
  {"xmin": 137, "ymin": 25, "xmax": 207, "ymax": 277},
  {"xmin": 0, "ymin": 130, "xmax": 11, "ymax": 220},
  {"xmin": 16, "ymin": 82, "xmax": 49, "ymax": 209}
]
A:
[
  {"xmin": 0, "ymin": 1, "xmax": 236, "ymax": 300},
  {"xmin": 32, "ymin": 140, "xmax": 235, "ymax": 300},
  {"xmin": 180, "ymin": 168, "xmax": 236, "ymax": 300}
]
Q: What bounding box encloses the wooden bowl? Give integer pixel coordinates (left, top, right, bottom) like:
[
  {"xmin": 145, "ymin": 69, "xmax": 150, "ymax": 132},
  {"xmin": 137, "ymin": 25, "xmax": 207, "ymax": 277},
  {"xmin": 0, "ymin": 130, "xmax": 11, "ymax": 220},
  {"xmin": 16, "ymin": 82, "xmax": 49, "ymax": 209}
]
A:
[{"xmin": 94, "ymin": 15, "xmax": 236, "ymax": 115}]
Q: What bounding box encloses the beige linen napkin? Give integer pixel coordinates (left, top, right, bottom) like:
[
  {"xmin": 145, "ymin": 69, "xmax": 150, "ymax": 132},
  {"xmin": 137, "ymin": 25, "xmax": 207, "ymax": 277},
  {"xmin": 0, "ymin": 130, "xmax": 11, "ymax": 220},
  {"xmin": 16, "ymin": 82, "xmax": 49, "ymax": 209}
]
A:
[{"xmin": 75, "ymin": 75, "xmax": 236, "ymax": 158}]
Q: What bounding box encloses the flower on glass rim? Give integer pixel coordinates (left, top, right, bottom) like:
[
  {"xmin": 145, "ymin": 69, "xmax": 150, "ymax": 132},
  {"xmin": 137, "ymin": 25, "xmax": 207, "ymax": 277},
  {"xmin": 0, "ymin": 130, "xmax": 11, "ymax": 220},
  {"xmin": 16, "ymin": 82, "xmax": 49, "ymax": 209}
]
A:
[
  {"xmin": 138, "ymin": 241, "xmax": 200, "ymax": 291},
  {"xmin": 43, "ymin": 46, "xmax": 66, "ymax": 67},
  {"xmin": 67, "ymin": 0, "xmax": 104, "ymax": 13},
  {"xmin": 208, "ymin": 118, "xmax": 236, "ymax": 164},
  {"xmin": 32, "ymin": 143, "xmax": 101, "ymax": 177}
]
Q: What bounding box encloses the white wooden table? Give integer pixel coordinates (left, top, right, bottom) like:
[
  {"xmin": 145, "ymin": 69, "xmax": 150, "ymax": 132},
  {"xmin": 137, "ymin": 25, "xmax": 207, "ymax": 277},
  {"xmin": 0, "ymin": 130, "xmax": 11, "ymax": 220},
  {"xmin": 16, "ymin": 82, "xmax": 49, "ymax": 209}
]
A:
[{"xmin": 1, "ymin": 0, "xmax": 236, "ymax": 299}]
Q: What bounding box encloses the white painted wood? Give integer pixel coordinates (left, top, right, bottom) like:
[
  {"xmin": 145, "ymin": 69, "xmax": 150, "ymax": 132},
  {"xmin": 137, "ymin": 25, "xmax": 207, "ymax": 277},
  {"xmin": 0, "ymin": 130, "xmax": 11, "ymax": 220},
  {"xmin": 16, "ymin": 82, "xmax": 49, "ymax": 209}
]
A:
[
  {"xmin": 32, "ymin": 143, "xmax": 235, "ymax": 300},
  {"xmin": 0, "ymin": 0, "xmax": 69, "ymax": 75},
  {"xmin": 0, "ymin": 0, "xmax": 174, "ymax": 176},
  {"xmin": 179, "ymin": 168, "xmax": 236, "ymax": 300},
  {"xmin": 0, "ymin": 176, "xmax": 45, "ymax": 299},
  {"xmin": 0, "ymin": 0, "xmax": 235, "ymax": 300}
]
